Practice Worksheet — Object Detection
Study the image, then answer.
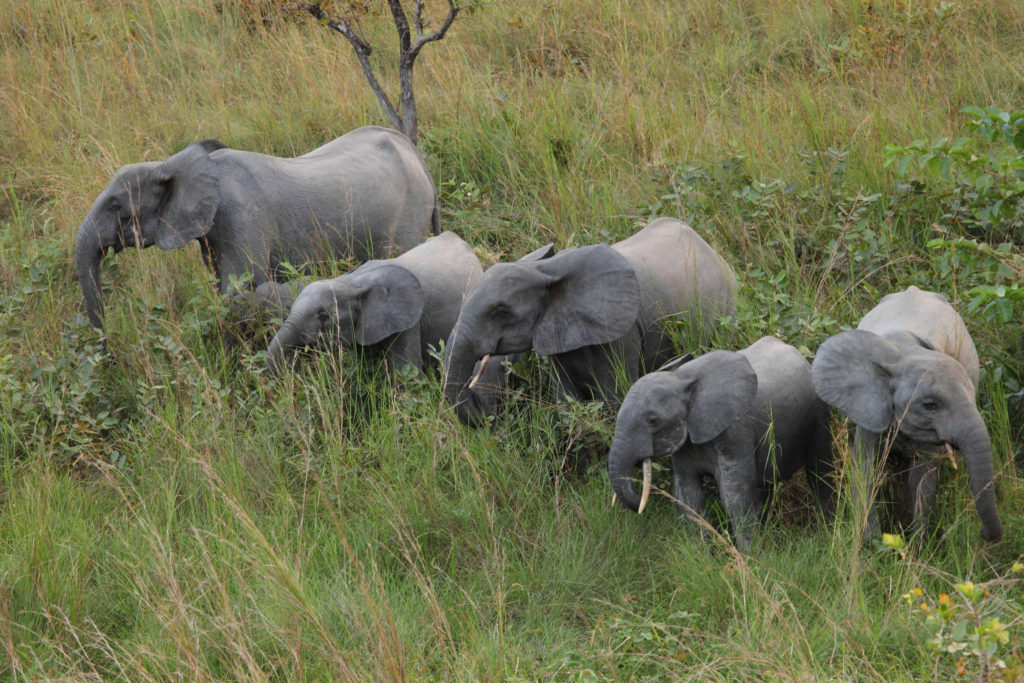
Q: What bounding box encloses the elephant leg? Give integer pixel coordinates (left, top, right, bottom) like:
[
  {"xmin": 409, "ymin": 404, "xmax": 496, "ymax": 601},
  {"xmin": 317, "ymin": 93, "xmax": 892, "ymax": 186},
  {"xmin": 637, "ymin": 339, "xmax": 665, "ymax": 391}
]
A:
[
  {"xmin": 808, "ymin": 415, "xmax": 837, "ymax": 520},
  {"xmin": 906, "ymin": 451, "xmax": 940, "ymax": 540},
  {"xmin": 670, "ymin": 458, "xmax": 708, "ymax": 533},
  {"xmin": 549, "ymin": 354, "xmax": 588, "ymax": 404},
  {"xmin": 852, "ymin": 427, "xmax": 882, "ymax": 540},
  {"xmin": 384, "ymin": 328, "xmax": 423, "ymax": 374},
  {"xmin": 716, "ymin": 450, "xmax": 761, "ymax": 552}
]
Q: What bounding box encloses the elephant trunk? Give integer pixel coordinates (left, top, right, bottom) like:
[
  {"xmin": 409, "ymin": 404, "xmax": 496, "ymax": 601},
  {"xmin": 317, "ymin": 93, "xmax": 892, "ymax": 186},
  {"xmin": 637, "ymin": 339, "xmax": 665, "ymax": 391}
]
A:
[
  {"xmin": 608, "ymin": 427, "xmax": 653, "ymax": 512},
  {"xmin": 443, "ymin": 324, "xmax": 493, "ymax": 427},
  {"xmin": 955, "ymin": 412, "xmax": 1003, "ymax": 541},
  {"xmin": 75, "ymin": 213, "xmax": 112, "ymax": 332},
  {"xmin": 266, "ymin": 322, "xmax": 302, "ymax": 374}
]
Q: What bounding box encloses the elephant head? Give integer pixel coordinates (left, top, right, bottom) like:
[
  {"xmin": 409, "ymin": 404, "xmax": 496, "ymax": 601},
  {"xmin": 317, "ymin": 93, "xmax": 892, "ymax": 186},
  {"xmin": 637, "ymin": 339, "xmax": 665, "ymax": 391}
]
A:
[
  {"xmin": 266, "ymin": 263, "xmax": 424, "ymax": 373},
  {"xmin": 74, "ymin": 140, "xmax": 224, "ymax": 332},
  {"xmin": 608, "ymin": 351, "xmax": 757, "ymax": 512},
  {"xmin": 812, "ymin": 329, "xmax": 1002, "ymax": 541},
  {"xmin": 443, "ymin": 243, "xmax": 639, "ymax": 426}
]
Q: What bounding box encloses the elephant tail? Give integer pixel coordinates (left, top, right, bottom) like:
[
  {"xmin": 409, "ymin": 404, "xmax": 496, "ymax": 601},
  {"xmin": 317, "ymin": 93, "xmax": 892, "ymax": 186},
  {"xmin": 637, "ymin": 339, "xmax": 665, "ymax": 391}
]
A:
[{"xmin": 431, "ymin": 196, "xmax": 441, "ymax": 235}]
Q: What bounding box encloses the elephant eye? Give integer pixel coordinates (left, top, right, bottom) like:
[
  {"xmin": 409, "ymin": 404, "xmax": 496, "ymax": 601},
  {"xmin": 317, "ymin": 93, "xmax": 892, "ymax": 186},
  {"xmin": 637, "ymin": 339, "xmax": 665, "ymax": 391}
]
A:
[
  {"xmin": 489, "ymin": 304, "xmax": 514, "ymax": 322},
  {"xmin": 646, "ymin": 413, "xmax": 659, "ymax": 427},
  {"xmin": 317, "ymin": 308, "xmax": 330, "ymax": 323},
  {"xmin": 921, "ymin": 399, "xmax": 939, "ymax": 412}
]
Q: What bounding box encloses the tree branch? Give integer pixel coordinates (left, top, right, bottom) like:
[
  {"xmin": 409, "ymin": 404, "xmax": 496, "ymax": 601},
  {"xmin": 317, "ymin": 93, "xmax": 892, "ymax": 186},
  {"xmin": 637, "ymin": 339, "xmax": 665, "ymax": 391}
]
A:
[
  {"xmin": 292, "ymin": 1, "xmax": 463, "ymax": 146},
  {"xmin": 293, "ymin": 3, "xmax": 403, "ymax": 131},
  {"xmin": 386, "ymin": 0, "xmax": 413, "ymax": 56},
  {"xmin": 408, "ymin": 1, "xmax": 459, "ymax": 62}
]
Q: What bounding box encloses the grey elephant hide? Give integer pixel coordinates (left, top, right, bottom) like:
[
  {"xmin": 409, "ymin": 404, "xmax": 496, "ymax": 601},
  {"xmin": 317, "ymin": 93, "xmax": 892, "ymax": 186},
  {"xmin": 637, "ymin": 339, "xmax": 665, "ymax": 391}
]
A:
[
  {"xmin": 266, "ymin": 231, "xmax": 482, "ymax": 374},
  {"xmin": 75, "ymin": 126, "xmax": 439, "ymax": 339},
  {"xmin": 444, "ymin": 218, "xmax": 738, "ymax": 427},
  {"xmin": 811, "ymin": 286, "xmax": 1002, "ymax": 542},
  {"xmin": 609, "ymin": 336, "xmax": 833, "ymax": 551}
]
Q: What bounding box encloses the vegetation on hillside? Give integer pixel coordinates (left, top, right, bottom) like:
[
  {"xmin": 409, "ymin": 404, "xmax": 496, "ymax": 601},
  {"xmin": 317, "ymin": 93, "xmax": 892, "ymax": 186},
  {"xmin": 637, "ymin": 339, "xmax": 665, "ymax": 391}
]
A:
[{"xmin": 0, "ymin": 0, "xmax": 1022, "ymax": 679}]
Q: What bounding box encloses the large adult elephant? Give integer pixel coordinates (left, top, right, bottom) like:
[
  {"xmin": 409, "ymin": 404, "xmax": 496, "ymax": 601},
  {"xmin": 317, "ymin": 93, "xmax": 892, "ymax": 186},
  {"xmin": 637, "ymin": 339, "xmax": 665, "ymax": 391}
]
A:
[
  {"xmin": 811, "ymin": 286, "xmax": 1003, "ymax": 542},
  {"xmin": 74, "ymin": 126, "xmax": 439, "ymax": 335},
  {"xmin": 443, "ymin": 218, "xmax": 738, "ymax": 426}
]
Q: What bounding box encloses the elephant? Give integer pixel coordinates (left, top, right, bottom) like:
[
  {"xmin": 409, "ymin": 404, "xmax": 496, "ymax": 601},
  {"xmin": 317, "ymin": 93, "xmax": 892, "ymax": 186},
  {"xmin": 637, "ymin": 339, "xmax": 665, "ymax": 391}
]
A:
[
  {"xmin": 608, "ymin": 336, "xmax": 834, "ymax": 551},
  {"xmin": 75, "ymin": 126, "xmax": 439, "ymax": 336},
  {"xmin": 443, "ymin": 218, "xmax": 738, "ymax": 427},
  {"xmin": 266, "ymin": 232, "xmax": 482, "ymax": 373},
  {"xmin": 811, "ymin": 286, "xmax": 1003, "ymax": 542}
]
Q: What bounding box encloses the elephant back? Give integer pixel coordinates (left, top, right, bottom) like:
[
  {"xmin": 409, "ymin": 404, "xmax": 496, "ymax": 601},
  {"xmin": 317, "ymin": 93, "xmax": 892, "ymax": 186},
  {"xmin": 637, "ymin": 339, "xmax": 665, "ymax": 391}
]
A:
[
  {"xmin": 393, "ymin": 231, "xmax": 484, "ymax": 348},
  {"xmin": 857, "ymin": 286, "xmax": 980, "ymax": 388},
  {"xmin": 612, "ymin": 218, "xmax": 737, "ymax": 358},
  {"xmin": 740, "ymin": 336, "xmax": 825, "ymax": 480}
]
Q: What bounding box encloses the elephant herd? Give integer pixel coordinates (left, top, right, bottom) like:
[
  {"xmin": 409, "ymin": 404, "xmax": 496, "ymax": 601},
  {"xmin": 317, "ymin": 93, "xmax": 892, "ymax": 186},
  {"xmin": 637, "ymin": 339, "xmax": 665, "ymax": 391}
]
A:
[{"xmin": 73, "ymin": 126, "xmax": 1004, "ymax": 551}]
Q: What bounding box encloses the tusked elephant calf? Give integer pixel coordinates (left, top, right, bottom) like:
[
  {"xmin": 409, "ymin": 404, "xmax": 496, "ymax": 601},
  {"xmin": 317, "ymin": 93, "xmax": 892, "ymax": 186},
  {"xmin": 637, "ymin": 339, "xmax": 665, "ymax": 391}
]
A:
[
  {"xmin": 609, "ymin": 336, "xmax": 834, "ymax": 551},
  {"xmin": 443, "ymin": 218, "xmax": 738, "ymax": 427},
  {"xmin": 811, "ymin": 286, "xmax": 1003, "ymax": 542}
]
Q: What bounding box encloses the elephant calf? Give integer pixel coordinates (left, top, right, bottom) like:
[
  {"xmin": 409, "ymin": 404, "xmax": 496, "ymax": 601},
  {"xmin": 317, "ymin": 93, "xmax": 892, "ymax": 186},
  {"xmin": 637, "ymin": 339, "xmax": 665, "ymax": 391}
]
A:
[
  {"xmin": 811, "ymin": 286, "xmax": 1002, "ymax": 542},
  {"xmin": 266, "ymin": 232, "xmax": 482, "ymax": 374},
  {"xmin": 444, "ymin": 218, "xmax": 738, "ymax": 426},
  {"xmin": 609, "ymin": 336, "xmax": 834, "ymax": 551}
]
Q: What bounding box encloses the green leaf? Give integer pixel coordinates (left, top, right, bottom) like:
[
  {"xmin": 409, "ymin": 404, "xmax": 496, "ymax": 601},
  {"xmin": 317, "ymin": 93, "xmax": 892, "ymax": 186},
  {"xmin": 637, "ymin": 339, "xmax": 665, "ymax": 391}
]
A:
[
  {"xmin": 961, "ymin": 105, "xmax": 987, "ymax": 119},
  {"xmin": 897, "ymin": 154, "xmax": 914, "ymax": 177}
]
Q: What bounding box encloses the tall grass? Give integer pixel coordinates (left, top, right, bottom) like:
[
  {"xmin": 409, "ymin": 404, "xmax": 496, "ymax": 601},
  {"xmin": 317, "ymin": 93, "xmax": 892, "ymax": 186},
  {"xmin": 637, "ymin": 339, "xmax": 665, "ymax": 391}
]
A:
[{"xmin": 0, "ymin": 0, "xmax": 1022, "ymax": 679}]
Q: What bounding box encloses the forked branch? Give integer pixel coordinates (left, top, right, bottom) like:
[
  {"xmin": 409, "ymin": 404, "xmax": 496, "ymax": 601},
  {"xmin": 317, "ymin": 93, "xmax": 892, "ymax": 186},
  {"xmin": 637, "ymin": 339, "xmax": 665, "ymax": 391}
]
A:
[{"xmin": 294, "ymin": 1, "xmax": 461, "ymax": 145}]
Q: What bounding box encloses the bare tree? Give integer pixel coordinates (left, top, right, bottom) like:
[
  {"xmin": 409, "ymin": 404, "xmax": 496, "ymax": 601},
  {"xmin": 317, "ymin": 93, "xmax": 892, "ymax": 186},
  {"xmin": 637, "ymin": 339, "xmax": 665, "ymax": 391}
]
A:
[{"xmin": 295, "ymin": 1, "xmax": 461, "ymax": 146}]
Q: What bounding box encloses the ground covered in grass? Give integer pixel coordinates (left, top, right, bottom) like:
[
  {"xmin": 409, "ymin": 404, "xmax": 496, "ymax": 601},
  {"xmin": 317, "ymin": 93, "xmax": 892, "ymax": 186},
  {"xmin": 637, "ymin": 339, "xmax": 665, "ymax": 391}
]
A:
[{"xmin": 1, "ymin": 0, "xmax": 1023, "ymax": 679}]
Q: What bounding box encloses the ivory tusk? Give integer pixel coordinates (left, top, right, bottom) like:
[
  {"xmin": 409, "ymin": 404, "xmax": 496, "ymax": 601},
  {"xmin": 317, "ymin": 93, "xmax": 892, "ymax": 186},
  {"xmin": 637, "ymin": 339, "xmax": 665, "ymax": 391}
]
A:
[
  {"xmin": 611, "ymin": 492, "xmax": 617, "ymax": 508},
  {"xmin": 638, "ymin": 459, "xmax": 652, "ymax": 514},
  {"xmin": 467, "ymin": 354, "xmax": 491, "ymax": 389}
]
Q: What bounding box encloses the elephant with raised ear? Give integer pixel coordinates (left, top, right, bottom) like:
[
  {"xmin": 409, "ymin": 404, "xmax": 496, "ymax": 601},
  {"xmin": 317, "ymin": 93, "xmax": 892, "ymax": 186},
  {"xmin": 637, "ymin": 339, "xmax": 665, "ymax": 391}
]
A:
[
  {"xmin": 443, "ymin": 218, "xmax": 737, "ymax": 427},
  {"xmin": 811, "ymin": 286, "xmax": 1003, "ymax": 542},
  {"xmin": 609, "ymin": 337, "xmax": 834, "ymax": 551},
  {"xmin": 266, "ymin": 232, "xmax": 482, "ymax": 374},
  {"xmin": 75, "ymin": 126, "xmax": 439, "ymax": 337}
]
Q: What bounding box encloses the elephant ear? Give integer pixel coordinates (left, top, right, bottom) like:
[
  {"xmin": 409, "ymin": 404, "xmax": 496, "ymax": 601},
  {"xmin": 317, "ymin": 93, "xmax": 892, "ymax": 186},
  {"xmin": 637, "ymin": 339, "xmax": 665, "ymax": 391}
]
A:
[
  {"xmin": 352, "ymin": 263, "xmax": 425, "ymax": 345},
  {"xmin": 152, "ymin": 142, "xmax": 220, "ymax": 250},
  {"xmin": 532, "ymin": 245, "xmax": 640, "ymax": 355},
  {"xmin": 680, "ymin": 350, "xmax": 758, "ymax": 444},
  {"xmin": 517, "ymin": 243, "xmax": 556, "ymax": 262},
  {"xmin": 811, "ymin": 329, "xmax": 900, "ymax": 432}
]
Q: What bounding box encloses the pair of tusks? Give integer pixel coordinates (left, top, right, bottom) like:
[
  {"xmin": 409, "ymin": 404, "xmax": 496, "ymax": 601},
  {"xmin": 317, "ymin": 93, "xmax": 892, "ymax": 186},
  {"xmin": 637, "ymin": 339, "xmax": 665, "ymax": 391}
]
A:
[
  {"xmin": 610, "ymin": 459, "xmax": 653, "ymax": 514},
  {"xmin": 467, "ymin": 353, "xmax": 491, "ymax": 389}
]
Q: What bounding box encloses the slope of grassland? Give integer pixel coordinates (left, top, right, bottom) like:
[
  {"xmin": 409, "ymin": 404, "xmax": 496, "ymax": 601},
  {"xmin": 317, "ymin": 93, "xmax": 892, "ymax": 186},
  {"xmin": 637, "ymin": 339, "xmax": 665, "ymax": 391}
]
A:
[{"xmin": 0, "ymin": 1, "xmax": 1023, "ymax": 679}]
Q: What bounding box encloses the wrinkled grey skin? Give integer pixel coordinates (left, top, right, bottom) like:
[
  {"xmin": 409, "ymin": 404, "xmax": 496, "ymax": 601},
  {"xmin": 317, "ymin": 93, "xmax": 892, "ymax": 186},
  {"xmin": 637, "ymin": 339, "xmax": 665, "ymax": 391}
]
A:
[
  {"xmin": 75, "ymin": 126, "xmax": 439, "ymax": 336},
  {"xmin": 443, "ymin": 218, "xmax": 738, "ymax": 427},
  {"xmin": 811, "ymin": 286, "xmax": 1002, "ymax": 542},
  {"xmin": 266, "ymin": 232, "xmax": 481, "ymax": 373},
  {"xmin": 609, "ymin": 337, "xmax": 834, "ymax": 551}
]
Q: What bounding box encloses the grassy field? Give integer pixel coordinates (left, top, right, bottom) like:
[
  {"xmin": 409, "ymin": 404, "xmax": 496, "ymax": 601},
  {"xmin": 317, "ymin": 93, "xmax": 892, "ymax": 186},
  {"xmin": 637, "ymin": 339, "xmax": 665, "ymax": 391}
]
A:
[{"xmin": 1, "ymin": 0, "xmax": 1023, "ymax": 679}]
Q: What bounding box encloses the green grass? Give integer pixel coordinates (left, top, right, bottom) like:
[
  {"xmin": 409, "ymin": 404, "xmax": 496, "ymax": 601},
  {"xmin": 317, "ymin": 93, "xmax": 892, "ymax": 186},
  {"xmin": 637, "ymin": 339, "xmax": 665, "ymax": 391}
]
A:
[{"xmin": 1, "ymin": 0, "xmax": 1023, "ymax": 679}]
